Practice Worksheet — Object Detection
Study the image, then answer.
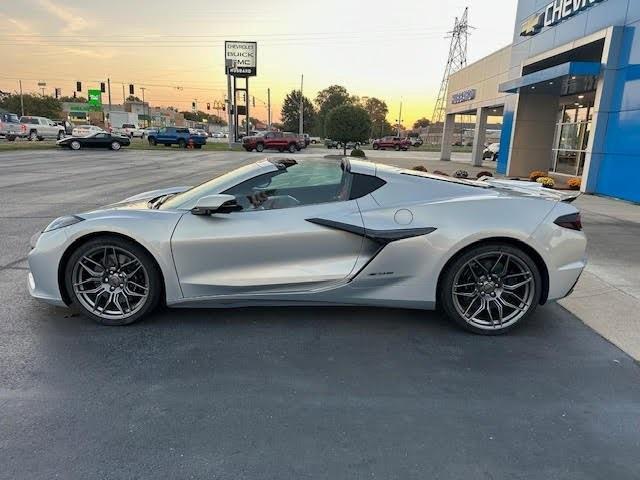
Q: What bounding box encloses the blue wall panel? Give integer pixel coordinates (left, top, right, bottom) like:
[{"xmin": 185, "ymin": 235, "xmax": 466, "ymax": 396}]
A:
[{"xmin": 595, "ymin": 154, "xmax": 640, "ymax": 203}]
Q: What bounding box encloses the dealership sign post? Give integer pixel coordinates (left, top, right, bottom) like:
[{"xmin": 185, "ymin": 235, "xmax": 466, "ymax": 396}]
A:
[
  {"xmin": 225, "ymin": 41, "xmax": 257, "ymax": 143},
  {"xmin": 87, "ymin": 89, "xmax": 102, "ymax": 110}
]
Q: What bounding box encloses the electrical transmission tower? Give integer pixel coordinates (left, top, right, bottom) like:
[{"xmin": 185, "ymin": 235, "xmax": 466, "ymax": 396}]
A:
[{"xmin": 431, "ymin": 7, "xmax": 471, "ymax": 127}]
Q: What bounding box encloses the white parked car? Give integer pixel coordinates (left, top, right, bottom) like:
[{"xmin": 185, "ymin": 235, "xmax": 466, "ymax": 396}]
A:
[
  {"xmin": 20, "ymin": 116, "xmax": 66, "ymax": 141},
  {"xmin": 72, "ymin": 125, "xmax": 104, "ymax": 137},
  {"xmin": 483, "ymin": 143, "xmax": 500, "ymax": 161}
]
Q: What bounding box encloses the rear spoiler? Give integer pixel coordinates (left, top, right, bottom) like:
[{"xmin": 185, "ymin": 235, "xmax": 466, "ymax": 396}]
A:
[{"xmin": 480, "ymin": 178, "xmax": 582, "ymax": 203}]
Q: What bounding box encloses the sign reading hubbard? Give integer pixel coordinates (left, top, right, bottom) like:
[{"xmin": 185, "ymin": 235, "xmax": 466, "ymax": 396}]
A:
[
  {"xmin": 520, "ymin": 0, "xmax": 605, "ymax": 37},
  {"xmin": 225, "ymin": 41, "xmax": 257, "ymax": 77}
]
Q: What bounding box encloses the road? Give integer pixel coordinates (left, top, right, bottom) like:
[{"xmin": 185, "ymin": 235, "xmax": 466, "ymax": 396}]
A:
[{"xmin": 1, "ymin": 149, "xmax": 639, "ymax": 479}]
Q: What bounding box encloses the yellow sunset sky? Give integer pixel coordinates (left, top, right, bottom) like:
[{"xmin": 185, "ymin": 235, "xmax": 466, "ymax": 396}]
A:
[{"xmin": 1, "ymin": 0, "xmax": 517, "ymax": 126}]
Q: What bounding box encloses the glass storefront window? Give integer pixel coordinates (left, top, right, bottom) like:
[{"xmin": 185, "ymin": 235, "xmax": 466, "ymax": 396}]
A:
[{"xmin": 552, "ymin": 99, "xmax": 594, "ymax": 176}]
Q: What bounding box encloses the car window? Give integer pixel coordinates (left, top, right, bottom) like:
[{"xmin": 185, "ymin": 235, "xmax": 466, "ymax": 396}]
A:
[
  {"xmin": 94, "ymin": 133, "xmax": 108, "ymax": 138},
  {"xmin": 158, "ymin": 128, "xmax": 167, "ymax": 134},
  {"xmin": 222, "ymin": 160, "xmax": 349, "ymax": 211},
  {"xmin": 177, "ymin": 128, "xmax": 189, "ymax": 133},
  {"xmin": 21, "ymin": 117, "xmax": 39, "ymax": 124}
]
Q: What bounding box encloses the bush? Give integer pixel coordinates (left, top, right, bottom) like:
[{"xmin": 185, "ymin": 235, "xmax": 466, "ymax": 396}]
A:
[
  {"xmin": 350, "ymin": 148, "xmax": 366, "ymax": 158},
  {"xmin": 567, "ymin": 177, "xmax": 581, "ymax": 190},
  {"xmin": 454, "ymin": 170, "xmax": 469, "ymax": 178},
  {"xmin": 529, "ymin": 170, "xmax": 548, "ymax": 182},
  {"xmin": 412, "ymin": 165, "xmax": 428, "ymax": 172},
  {"xmin": 475, "ymin": 170, "xmax": 494, "ymax": 179},
  {"xmin": 432, "ymin": 170, "xmax": 449, "ymax": 177},
  {"xmin": 536, "ymin": 176, "xmax": 555, "ymax": 188}
]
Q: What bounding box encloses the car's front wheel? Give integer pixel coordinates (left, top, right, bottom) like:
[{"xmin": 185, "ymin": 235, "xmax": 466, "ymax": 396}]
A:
[
  {"xmin": 148, "ymin": 137, "xmax": 157, "ymax": 146},
  {"xmin": 288, "ymin": 143, "xmax": 296, "ymax": 153},
  {"xmin": 439, "ymin": 243, "xmax": 541, "ymax": 335},
  {"xmin": 70, "ymin": 140, "xmax": 81, "ymax": 150},
  {"xmin": 110, "ymin": 141, "xmax": 121, "ymax": 150},
  {"xmin": 256, "ymin": 143, "xmax": 264, "ymax": 152},
  {"xmin": 65, "ymin": 236, "xmax": 161, "ymax": 326}
]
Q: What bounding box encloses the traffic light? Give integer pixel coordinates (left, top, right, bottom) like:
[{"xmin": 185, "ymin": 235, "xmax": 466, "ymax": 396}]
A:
[
  {"xmin": 76, "ymin": 81, "xmax": 82, "ymax": 92},
  {"xmin": 100, "ymin": 82, "xmax": 106, "ymax": 93},
  {"xmin": 192, "ymin": 101, "xmax": 196, "ymax": 109},
  {"xmin": 129, "ymin": 84, "xmax": 134, "ymax": 95},
  {"xmin": 54, "ymin": 88, "xmax": 61, "ymax": 99},
  {"xmin": 207, "ymin": 102, "xmax": 210, "ymax": 111},
  {"xmin": 73, "ymin": 91, "xmax": 77, "ymax": 98},
  {"xmin": 222, "ymin": 104, "xmax": 226, "ymax": 112},
  {"xmin": 252, "ymin": 96, "xmax": 255, "ymax": 107}
]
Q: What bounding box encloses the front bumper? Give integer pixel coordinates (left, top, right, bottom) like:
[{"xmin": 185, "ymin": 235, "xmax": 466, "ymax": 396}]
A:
[{"xmin": 27, "ymin": 228, "xmax": 68, "ymax": 307}]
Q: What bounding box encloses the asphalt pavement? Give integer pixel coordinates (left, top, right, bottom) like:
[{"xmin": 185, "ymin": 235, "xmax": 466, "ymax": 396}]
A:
[{"xmin": 1, "ymin": 149, "xmax": 639, "ymax": 479}]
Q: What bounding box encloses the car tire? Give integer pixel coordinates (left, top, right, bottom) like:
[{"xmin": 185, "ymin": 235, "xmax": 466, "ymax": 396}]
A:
[
  {"xmin": 70, "ymin": 140, "xmax": 81, "ymax": 150},
  {"xmin": 178, "ymin": 139, "xmax": 187, "ymax": 148},
  {"xmin": 288, "ymin": 143, "xmax": 296, "ymax": 153},
  {"xmin": 278, "ymin": 148, "xmax": 284, "ymax": 152},
  {"xmin": 149, "ymin": 137, "xmax": 157, "ymax": 146},
  {"xmin": 7, "ymin": 136, "xmax": 15, "ymax": 142},
  {"xmin": 492, "ymin": 152, "xmax": 499, "ymax": 162},
  {"xmin": 29, "ymin": 130, "xmax": 38, "ymax": 141},
  {"xmin": 373, "ymin": 144, "xmax": 379, "ymax": 150},
  {"xmin": 394, "ymin": 145, "xmax": 400, "ymax": 151},
  {"xmin": 111, "ymin": 141, "xmax": 121, "ymax": 151},
  {"xmin": 439, "ymin": 242, "xmax": 542, "ymax": 335},
  {"xmin": 64, "ymin": 236, "xmax": 162, "ymax": 326},
  {"xmin": 256, "ymin": 143, "xmax": 264, "ymax": 152},
  {"xmin": 57, "ymin": 131, "xmax": 64, "ymax": 140},
  {"xmin": 194, "ymin": 144, "xmax": 202, "ymax": 149},
  {"xmin": 164, "ymin": 143, "xmax": 171, "ymax": 147}
]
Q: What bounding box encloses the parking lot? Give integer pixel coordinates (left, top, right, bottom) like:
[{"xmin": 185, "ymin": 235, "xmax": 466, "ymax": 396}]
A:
[{"xmin": 1, "ymin": 149, "xmax": 639, "ymax": 479}]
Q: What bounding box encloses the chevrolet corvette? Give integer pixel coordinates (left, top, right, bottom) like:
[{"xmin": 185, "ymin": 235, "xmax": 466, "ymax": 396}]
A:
[{"xmin": 28, "ymin": 157, "xmax": 587, "ymax": 334}]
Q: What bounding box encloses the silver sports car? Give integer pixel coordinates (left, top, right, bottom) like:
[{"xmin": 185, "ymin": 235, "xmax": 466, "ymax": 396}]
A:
[{"xmin": 28, "ymin": 157, "xmax": 587, "ymax": 334}]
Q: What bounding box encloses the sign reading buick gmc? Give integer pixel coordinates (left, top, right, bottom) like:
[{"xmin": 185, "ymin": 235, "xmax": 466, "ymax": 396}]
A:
[
  {"xmin": 520, "ymin": 0, "xmax": 605, "ymax": 37},
  {"xmin": 225, "ymin": 41, "xmax": 257, "ymax": 77}
]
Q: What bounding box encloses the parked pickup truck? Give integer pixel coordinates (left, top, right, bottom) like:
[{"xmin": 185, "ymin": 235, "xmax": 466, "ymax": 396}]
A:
[
  {"xmin": 113, "ymin": 123, "xmax": 144, "ymax": 138},
  {"xmin": 20, "ymin": 115, "xmax": 66, "ymax": 141},
  {"xmin": 147, "ymin": 126, "xmax": 207, "ymax": 148},
  {"xmin": 243, "ymin": 131, "xmax": 300, "ymax": 153},
  {"xmin": 372, "ymin": 136, "xmax": 411, "ymax": 151},
  {"xmin": 0, "ymin": 112, "xmax": 27, "ymax": 140}
]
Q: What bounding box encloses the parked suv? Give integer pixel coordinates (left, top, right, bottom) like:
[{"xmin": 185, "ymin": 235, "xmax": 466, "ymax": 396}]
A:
[
  {"xmin": 0, "ymin": 112, "xmax": 27, "ymax": 141},
  {"xmin": 483, "ymin": 142, "xmax": 500, "ymax": 161},
  {"xmin": 20, "ymin": 116, "xmax": 66, "ymax": 141},
  {"xmin": 147, "ymin": 126, "xmax": 207, "ymax": 148},
  {"xmin": 372, "ymin": 136, "xmax": 411, "ymax": 151},
  {"xmin": 243, "ymin": 131, "xmax": 300, "ymax": 153}
]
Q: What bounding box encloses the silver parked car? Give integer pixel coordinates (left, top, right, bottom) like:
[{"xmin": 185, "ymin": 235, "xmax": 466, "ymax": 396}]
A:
[
  {"xmin": 28, "ymin": 157, "xmax": 586, "ymax": 334},
  {"xmin": 20, "ymin": 115, "xmax": 66, "ymax": 141}
]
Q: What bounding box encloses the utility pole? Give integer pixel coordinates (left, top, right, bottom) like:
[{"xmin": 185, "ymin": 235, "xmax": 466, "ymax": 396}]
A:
[
  {"xmin": 226, "ymin": 72, "xmax": 233, "ymax": 149},
  {"xmin": 122, "ymin": 84, "xmax": 125, "ymax": 104},
  {"xmin": 431, "ymin": 7, "xmax": 471, "ymax": 129},
  {"xmin": 396, "ymin": 101, "xmax": 403, "ymax": 137},
  {"xmin": 267, "ymin": 88, "xmax": 271, "ymax": 130},
  {"xmin": 140, "ymin": 87, "xmax": 146, "ymax": 127},
  {"xmin": 19, "ymin": 80, "xmax": 24, "ymax": 116},
  {"xmin": 299, "ymin": 74, "xmax": 304, "ymax": 135}
]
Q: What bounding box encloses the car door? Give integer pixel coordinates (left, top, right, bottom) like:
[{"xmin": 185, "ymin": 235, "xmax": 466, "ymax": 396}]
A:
[
  {"xmin": 155, "ymin": 127, "xmax": 170, "ymax": 144},
  {"xmin": 171, "ymin": 160, "xmax": 367, "ymax": 298}
]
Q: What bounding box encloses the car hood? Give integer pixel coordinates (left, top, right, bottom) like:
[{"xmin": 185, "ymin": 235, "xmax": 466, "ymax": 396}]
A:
[{"xmin": 120, "ymin": 186, "xmax": 192, "ymax": 203}]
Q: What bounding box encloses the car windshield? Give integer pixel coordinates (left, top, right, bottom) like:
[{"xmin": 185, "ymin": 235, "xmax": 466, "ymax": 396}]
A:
[{"xmin": 159, "ymin": 162, "xmax": 272, "ymax": 210}]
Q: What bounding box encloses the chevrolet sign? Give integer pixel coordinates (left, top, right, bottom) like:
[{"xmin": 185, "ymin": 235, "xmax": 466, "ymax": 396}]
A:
[
  {"xmin": 520, "ymin": 0, "xmax": 605, "ymax": 37},
  {"xmin": 452, "ymin": 89, "xmax": 476, "ymax": 105}
]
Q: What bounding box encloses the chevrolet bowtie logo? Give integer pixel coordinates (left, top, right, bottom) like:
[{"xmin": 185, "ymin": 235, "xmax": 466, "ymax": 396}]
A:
[{"xmin": 520, "ymin": 12, "xmax": 545, "ymax": 36}]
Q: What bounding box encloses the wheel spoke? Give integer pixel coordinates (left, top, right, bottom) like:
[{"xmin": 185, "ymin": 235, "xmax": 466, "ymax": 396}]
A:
[
  {"xmin": 503, "ymin": 272, "xmax": 529, "ymax": 280},
  {"xmin": 503, "ymin": 276, "xmax": 533, "ymax": 290},
  {"xmin": 454, "ymin": 291, "xmax": 476, "ymax": 298},
  {"xmin": 112, "ymin": 247, "xmax": 120, "ymax": 268},
  {"xmin": 92, "ymin": 291, "xmax": 107, "ymax": 311},
  {"xmin": 469, "ymin": 298, "xmax": 486, "ymax": 319},
  {"xmin": 79, "ymin": 286, "xmax": 104, "ymax": 295},
  {"xmin": 74, "ymin": 278, "xmax": 99, "ymax": 287},
  {"xmin": 499, "ymin": 296, "xmax": 525, "ymax": 313},
  {"xmin": 463, "ymin": 296, "xmax": 480, "ymax": 316},
  {"xmin": 124, "ymin": 287, "xmax": 145, "ymax": 297},
  {"xmin": 79, "ymin": 258, "xmax": 102, "ymax": 277},
  {"xmin": 114, "ymin": 293, "xmax": 125, "ymax": 314},
  {"xmin": 454, "ymin": 282, "xmax": 476, "ymax": 289},
  {"xmin": 126, "ymin": 264, "xmax": 142, "ymax": 279},
  {"xmin": 487, "ymin": 300, "xmax": 497, "ymax": 327},
  {"xmin": 503, "ymin": 290, "xmax": 527, "ymax": 305},
  {"xmin": 120, "ymin": 258, "xmax": 138, "ymax": 269},
  {"xmin": 127, "ymin": 281, "xmax": 148, "ymax": 292},
  {"xmin": 472, "ymin": 258, "xmax": 490, "ymax": 274},
  {"xmin": 492, "ymin": 299, "xmax": 504, "ymax": 325},
  {"xmin": 490, "ymin": 253, "xmax": 504, "ymax": 274},
  {"xmin": 466, "ymin": 263, "xmax": 479, "ymax": 281},
  {"xmin": 500, "ymin": 256, "xmax": 510, "ymax": 277}
]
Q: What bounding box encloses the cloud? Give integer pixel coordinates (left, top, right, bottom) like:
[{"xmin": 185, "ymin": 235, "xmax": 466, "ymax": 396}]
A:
[
  {"xmin": 0, "ymin": 13, "xmax": 32, "ymax": 33},
  {"xmin": 37, "ymin": 0, "xmax": 91, "ymax": 32}
]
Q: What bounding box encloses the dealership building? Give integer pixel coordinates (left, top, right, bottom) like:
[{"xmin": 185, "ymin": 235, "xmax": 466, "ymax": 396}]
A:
[{"xmin": 442, "ymin": 0, "xmax": 640, "ymax": 203}]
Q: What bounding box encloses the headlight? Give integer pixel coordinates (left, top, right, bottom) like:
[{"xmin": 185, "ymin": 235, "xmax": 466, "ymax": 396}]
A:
[{"xmin": 43, "ymin": 215, "xmax": 84, "ymax": 233}]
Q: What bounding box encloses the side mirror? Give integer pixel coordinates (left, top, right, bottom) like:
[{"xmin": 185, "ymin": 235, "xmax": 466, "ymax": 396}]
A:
[{"xmin": 191, "ymin": 194, "xmax": 242, "ymax": 215}]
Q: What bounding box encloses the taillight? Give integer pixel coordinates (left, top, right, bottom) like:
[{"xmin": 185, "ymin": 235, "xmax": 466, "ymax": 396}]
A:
[{"xmin": 554, "ymin": 212, "xmax": 582, "ymax": 231}]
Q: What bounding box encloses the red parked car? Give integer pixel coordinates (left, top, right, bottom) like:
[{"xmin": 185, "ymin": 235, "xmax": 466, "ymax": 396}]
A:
[
  {"xmin": 372, "ymin": 136, "xmax": 411, "ymax": 151},
  {"xmin": 243, "ymin": 131, "xmax": 300, "ymax": 153}
]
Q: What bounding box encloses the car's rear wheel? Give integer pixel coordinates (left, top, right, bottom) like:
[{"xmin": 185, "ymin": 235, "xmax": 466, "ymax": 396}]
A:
[
  {"xmin": 439, "ymin": 243, "xmax": 541, "ymax": 335},
  {"xmin": 288, "ymin": 143, "xmax": 296, "ymax": 153},
  {"xmin": 29, "ymin": 130, "xmax": 38, "ymax": 141},
  {"xmin": 178, "ymin": 139, "xmax": 186, "ymax": 148},
  {"xmin": 111, "ymin": 141, "xmax": 121, "ymax": 151},
  {"xmin": 373, "ymin": 143, "xmax": 379, "ymax": 150},
  {"xmin": 70, "ymin": 140, "xmax": 81, "ymax": 150},
  {"xmin": 148, "ymin": 137, "xmax": 157, "ymax": 146},
  {"xmin": 6, "ymin": 135, "xmax": 15, "ymax": 142},
  {"xmin": 65, "ymin": 236, "xmax": 161, "ymax": 326},
  {"xmin": 57, "ymin": 131, "xmax": 64, "ymax": 140},
  {"xmin": 394, "ymin": 144, "xmax": 400, "ymax": 151},
  {"xmin": 256, "ymin": 143, "xmax": 264, "ymax": 152}
]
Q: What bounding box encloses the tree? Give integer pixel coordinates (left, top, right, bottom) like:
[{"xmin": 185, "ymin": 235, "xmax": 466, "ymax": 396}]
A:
[
  {"xmin": 363, "ymin": 97, "xmax": 389, "ymax": 138},
  {"xmin": 315, "ymin": 85, "xmax": 354, "ymax": 137},
  {"xmin": 280, "ymin": 89, "xmax": 315, "ymax": 133},
  {"xmin": 126, "ymin": 95, "xmax": 142, "ymax": 102},
  {"xmin": 0, "ymin": 94, "xmax": 62, "ymax": 118},
  {"xmin": 59, "ymin": 95, "xmax": 87, "ymax": 103},
  {"xmin": 180, "ymin": 110, "xmax": 227, "ymax": 125},
  {"xmin": 325, "ymin": 104, "xmax": 372, "ymax": 156},
  {"xmin": 413, "ymin": 117, "xmax": 431, "ymax": 129}
]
